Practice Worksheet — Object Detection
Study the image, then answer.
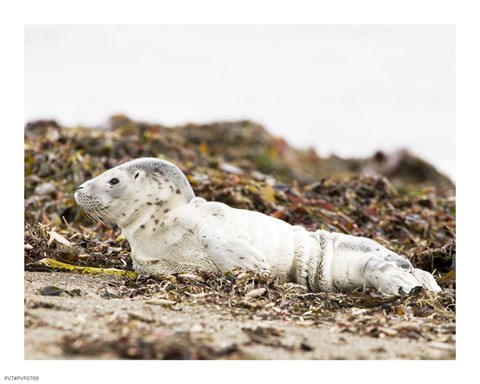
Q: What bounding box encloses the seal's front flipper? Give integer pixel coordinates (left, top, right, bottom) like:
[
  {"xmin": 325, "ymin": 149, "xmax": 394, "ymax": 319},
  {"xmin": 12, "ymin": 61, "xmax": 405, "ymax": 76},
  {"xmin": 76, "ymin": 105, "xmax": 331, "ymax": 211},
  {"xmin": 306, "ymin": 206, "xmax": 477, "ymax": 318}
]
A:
[{"xmin": 200, "ymin": 232, "xmax": 270, "ymax": 274}]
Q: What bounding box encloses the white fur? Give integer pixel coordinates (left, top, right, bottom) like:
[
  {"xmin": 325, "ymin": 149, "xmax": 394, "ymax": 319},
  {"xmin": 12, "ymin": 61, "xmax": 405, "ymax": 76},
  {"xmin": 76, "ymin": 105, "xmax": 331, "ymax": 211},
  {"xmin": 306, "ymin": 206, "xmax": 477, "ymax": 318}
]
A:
[{"xmin": 75, "ymin": 158, "xmax": 441, "ymax": 295}]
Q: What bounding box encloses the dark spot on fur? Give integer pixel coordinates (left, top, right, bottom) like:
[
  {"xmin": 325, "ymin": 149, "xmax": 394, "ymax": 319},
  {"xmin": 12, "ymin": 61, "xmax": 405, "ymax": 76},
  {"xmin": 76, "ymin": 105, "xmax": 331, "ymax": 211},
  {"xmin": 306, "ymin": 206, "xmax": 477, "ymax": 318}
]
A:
[
  {"xmin": 239, "ymin": 256, "xmax": 245, "ymax": 260},
  {"xmin": 122, "ymin": 213, "xmax": 126, "ymax": 217},
  {"xmin": 147, "ymin": 202, "xmax": 152, "ymax": 205},
  {"xmin": 164, "ymin": 208, "xmax": 170, "ymax": 213},
  {"xmin": 175, "ymin": 188, "xmax": 181, "ymax": 194},
  {"xmin": 204, "ymin": 244, "xmax": 208, "ymax": 249},
  {"xmin": 188, "ymin": 229, "xmax": 194, "ymax": 235},
  {"xmin": 155, "ymin": 200, "xmax": 164, "ymax": 206},
  {"xmin": 154, "ymin": 219, "xmax": 159, "ymax": 224},
  {"xmin": 140, "ymin": 225, "xmax": 145, "ymax": 229}
]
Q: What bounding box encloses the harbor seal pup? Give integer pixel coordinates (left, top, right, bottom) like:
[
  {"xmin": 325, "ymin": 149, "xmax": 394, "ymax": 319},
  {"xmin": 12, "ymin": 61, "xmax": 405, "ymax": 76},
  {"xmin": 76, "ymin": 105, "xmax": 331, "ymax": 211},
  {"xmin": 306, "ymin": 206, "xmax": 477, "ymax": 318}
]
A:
[{"xmin": 74, "ymin": 158, "xmax": 441, "ymax": 295}]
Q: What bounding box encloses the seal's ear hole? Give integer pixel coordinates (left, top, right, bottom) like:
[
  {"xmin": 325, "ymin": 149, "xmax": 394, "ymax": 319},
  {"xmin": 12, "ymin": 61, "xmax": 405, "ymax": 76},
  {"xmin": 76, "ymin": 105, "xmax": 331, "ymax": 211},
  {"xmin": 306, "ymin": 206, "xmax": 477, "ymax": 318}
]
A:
[{"xmin": 134, "ymin": 172, "xmax": 140, "ymax": 179}]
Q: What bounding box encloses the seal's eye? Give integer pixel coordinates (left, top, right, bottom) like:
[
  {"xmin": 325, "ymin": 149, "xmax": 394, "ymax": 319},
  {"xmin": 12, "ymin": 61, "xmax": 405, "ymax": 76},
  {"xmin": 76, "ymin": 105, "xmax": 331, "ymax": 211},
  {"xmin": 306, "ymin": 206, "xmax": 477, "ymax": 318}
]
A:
[{"xmin": 109, "ymin": 178, "xmax": 120, "ymax": 185}]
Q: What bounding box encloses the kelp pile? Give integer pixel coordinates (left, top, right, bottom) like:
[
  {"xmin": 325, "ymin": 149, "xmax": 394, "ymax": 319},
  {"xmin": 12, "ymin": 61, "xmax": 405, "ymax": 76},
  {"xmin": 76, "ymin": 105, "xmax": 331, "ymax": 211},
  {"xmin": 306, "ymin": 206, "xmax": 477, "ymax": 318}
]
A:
[
  {"xmin": 24, "ymin": 116, "xmax": 455, "ymax": 273},
  {"xmin": 24, "ymin": 116, "xmax": 455, "ymax": 350}
]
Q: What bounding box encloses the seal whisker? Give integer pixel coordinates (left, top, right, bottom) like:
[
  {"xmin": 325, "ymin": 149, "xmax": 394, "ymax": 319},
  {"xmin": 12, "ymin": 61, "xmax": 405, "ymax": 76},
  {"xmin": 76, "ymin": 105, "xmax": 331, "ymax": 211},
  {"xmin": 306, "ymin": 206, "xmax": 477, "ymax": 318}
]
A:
[
  {"xmin": 100, "ymin": 207, "xmax": 122, "ymax": 226},
  {"xmin": 82, "ymin": 210, "xmax": 97, "ymax": 224},
  {"xmin": 86, "ymin": 208, "xmax": 112, "ymax": 229},
  {"xmin": 95, "ymin": 211, "xmax": 114, "ymax": 229}
]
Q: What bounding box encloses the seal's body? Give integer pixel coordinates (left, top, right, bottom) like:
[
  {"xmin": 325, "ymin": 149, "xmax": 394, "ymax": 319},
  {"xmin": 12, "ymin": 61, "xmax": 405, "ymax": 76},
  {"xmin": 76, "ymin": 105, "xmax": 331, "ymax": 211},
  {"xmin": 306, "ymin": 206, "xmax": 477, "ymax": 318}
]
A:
[{"xmin": 75, "ymin": 158, "xmax": 441, "ymax": 295}]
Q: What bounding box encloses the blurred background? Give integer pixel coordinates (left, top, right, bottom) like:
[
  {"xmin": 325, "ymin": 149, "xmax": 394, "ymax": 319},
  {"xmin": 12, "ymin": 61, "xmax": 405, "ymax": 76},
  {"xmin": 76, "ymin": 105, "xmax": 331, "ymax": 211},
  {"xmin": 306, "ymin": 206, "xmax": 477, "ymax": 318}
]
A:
[{"xmin": 24, "ymin": 24, "xmax": 455, "ymax": 180}]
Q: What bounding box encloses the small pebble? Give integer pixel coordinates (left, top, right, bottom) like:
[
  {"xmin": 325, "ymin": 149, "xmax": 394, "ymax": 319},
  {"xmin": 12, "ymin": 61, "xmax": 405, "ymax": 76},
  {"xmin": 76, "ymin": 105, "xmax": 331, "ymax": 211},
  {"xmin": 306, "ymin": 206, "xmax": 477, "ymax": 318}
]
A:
[{"xmin": 245, "ymin": 287, "xmax": 267, "ymax": 298}]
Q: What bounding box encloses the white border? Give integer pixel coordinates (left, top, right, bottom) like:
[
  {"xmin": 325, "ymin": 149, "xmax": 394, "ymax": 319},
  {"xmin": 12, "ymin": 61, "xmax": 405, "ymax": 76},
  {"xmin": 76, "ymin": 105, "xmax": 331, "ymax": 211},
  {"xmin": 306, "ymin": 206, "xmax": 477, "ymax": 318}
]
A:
[{"xmin": 2, "ymin": 0, "xmax": 476, "ymax": 382}]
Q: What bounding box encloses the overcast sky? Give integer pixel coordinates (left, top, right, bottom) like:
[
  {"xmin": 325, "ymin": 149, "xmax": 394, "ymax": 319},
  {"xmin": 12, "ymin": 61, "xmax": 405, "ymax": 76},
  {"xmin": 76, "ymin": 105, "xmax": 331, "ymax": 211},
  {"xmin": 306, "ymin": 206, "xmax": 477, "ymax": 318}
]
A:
[{"xmin": 25, "ymin": 25, "xmax": 455, "ymax": 179}]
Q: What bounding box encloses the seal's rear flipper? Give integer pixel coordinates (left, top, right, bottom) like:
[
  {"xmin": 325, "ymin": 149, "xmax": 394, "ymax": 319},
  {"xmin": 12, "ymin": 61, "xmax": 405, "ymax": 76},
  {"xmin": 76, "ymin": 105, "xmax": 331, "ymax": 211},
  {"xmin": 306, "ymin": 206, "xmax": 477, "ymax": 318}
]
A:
[{"xmin": 411, "ymin": 268, "xmax": 442, "ymax": 292}]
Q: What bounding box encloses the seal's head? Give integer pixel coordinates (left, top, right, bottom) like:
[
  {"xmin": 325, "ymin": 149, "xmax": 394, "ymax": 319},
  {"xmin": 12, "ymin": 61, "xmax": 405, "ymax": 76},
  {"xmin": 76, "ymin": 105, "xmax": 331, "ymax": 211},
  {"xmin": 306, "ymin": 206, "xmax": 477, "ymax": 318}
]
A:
[{"xmin": 74, "ymin": 158, "xmax": 195, "ymax": 228}]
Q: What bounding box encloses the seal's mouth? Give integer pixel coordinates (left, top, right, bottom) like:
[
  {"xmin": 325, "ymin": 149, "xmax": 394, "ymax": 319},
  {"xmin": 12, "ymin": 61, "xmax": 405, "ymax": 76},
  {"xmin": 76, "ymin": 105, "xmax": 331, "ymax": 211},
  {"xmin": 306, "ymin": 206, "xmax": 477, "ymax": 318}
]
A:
[
  {"xmin": 75, "ymin": 193, "xmax": 116, "ymax": 226},
  {"xmin": 74, "ymin": 192, "xmax": 108, "ymax": 212}
]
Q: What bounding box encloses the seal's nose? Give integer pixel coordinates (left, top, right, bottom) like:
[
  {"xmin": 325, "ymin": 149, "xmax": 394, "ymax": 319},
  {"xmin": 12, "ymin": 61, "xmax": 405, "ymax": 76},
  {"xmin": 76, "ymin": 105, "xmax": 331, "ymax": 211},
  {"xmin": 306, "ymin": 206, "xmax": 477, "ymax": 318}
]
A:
[{"xmin": 75, "ymin": 185, "xmax": 84, "ymax": 193}]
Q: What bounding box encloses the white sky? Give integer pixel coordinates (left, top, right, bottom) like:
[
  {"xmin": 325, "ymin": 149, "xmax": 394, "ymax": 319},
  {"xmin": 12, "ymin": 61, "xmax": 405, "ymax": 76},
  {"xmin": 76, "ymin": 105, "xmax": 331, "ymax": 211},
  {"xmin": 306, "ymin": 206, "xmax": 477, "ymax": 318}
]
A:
[{"xmin": 25, "ymin": 25, "xmax": 455, "ymax": 178}]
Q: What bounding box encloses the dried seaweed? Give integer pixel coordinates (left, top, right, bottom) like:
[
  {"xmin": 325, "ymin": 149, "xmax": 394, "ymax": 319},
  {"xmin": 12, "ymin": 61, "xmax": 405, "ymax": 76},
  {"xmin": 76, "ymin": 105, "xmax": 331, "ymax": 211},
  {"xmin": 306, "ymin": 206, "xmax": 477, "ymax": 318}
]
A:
[{"xmin": 24, "ymin": 116, "xmax": 456, "ymax": 352}]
